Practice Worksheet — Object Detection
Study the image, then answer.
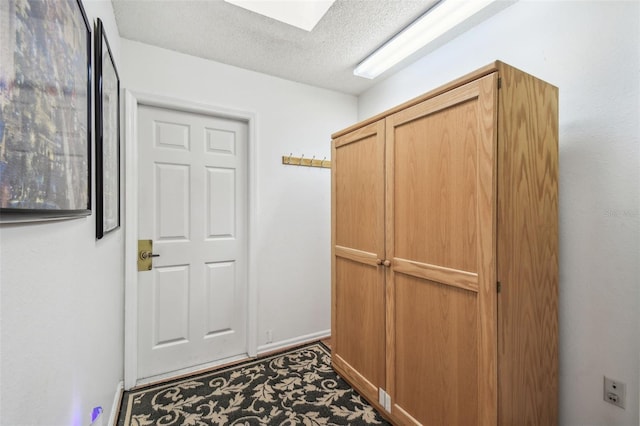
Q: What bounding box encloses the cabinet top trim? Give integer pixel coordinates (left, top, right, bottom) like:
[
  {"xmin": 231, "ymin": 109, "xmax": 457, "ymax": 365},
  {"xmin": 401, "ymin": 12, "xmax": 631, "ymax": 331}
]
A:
[
  {"xmin": 332, "ymin": 60, "xmax": 552, "ymax": 139},
  {"xmin": 333, "ymin": 61, "xmax": 500, "ymax": 139}
]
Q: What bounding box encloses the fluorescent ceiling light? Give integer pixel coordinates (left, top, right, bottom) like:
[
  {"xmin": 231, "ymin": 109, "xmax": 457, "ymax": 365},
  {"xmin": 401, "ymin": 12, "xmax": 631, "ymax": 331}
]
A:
[
  {"xmin": 354, "ymin": 0, "xmax": 501, "ymax": 79},
  {"xmin": 224, "ymin": 0, "xmax": 335, "ymax": 32}
]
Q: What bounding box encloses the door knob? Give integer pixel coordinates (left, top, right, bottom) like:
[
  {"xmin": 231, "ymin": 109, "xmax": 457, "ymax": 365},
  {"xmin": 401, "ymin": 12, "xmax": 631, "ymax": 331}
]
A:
[
  {"xmin": 139, "ymin": 251, "xmax": 160, "ymax": 260},
  {"xmin": 383, "ymin": 260, "xmax": 391, "ymax": 267},
  {"xmin": 376, "ymin": 259, "xmax": 384, "ymax": 265}
]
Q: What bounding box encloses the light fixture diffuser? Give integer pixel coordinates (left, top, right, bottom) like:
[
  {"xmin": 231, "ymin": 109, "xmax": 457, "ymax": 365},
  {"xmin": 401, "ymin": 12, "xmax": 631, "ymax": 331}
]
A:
[{"xmin": 354, "ymin": 0, "xmax": 503, "ymax": 79}]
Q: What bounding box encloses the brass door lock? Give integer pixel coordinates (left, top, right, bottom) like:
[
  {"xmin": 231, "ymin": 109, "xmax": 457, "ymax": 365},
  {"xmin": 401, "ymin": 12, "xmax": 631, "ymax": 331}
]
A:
[{"xmin": 138, "ymin": 240, "xmax": 160, "ymax": 271}]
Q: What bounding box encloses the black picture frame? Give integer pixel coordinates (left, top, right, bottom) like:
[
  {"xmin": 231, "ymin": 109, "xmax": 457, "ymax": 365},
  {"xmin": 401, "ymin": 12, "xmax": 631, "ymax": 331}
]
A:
[
  {"xmin": 94, "ymin": 18, "xmax": 120, "ymax": 239},
  {"xmin": 0, "ymin": 0, "xmax": 92, "ymax": 222}
]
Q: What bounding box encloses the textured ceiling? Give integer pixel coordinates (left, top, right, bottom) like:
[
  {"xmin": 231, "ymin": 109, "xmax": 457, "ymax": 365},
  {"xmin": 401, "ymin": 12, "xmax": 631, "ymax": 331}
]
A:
[{"xmin": 112, "ymin": 0, "xmax": 441, "ymax": 95}]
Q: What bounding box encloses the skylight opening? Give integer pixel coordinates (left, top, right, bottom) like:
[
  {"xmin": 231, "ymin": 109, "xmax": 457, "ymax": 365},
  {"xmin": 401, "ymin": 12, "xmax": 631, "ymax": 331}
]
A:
[{"xmin": 224, "ymin": 0, "xmax": 336, "ymax": 32}]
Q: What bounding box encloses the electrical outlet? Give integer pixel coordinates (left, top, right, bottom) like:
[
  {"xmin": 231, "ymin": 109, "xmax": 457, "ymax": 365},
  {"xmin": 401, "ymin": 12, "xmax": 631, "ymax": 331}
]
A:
[
  {"xmin": 603, "ymin": 376, "xmax": 626, "ymax": 409},
  {"xmin": 378, "ymin": 388, "xmax": 391, "ymax": 412},
  {"xmin": 266, "ymin": 329, "xmax": 273, "ymax": 343}
]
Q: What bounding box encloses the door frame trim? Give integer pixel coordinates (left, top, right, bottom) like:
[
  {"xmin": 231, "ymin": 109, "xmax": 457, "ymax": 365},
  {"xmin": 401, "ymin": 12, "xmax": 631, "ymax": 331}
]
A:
[{"xmin": 123, "ymin": 90, "xmax": 258, "ymax": 389}]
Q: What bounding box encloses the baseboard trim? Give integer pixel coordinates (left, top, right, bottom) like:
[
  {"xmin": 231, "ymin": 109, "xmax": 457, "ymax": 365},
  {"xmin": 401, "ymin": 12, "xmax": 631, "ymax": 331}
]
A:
[
  {"xmin": 257, "ymin": 329, "xmax": 330, "ymax": 355},
  {"xmin": 108, "ymin": 381, "xmax": 124, "ymax": 426}
]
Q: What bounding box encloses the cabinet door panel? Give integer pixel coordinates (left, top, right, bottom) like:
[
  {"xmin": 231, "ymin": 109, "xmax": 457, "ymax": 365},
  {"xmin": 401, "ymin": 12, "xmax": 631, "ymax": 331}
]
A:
[
  {"xmin": 334, "ymin": 258, "xmax": 385, "ymax": 389},
  {"xmin": 334, "ymin": 123, "xmax": 384, "ymax": 253},
  {"xmin": 393, "ymin": 99, "xmax": 478, "ymax": 273},
  {"xmin": 386, "ymin": 74, "xmax": 498, "ymax": 425},
  {"xmin": 332, "ymin": 120, "xmax": 386, "ymax": 404},
  {"xmin": 395, "ymin": 274, "xmax": 478, "ymax": 425}
]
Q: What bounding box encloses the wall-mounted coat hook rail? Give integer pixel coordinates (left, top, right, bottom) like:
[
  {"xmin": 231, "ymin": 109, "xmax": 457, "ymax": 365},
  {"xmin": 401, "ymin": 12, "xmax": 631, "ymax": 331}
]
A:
[{"xmin": 282, "ymin": 154, "xmax": 331, "ymax": 169}]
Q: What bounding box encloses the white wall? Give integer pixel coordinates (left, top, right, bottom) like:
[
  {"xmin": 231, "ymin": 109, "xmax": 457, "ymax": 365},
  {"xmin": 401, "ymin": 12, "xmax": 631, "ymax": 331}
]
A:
[
  {"xmin": 3, "ymin": 1, "xmax": 636, "ymax": 425},
  {"xmin": 119, "ymin": 40, "xmax": 357, "ymax": 352},
  {"xmin": 0, "ymin": 1, "xmax": 124, "ymax": 425},
  {"xmin": 358, "ymin": 1, "xmax": 640, "ymax": 425}
]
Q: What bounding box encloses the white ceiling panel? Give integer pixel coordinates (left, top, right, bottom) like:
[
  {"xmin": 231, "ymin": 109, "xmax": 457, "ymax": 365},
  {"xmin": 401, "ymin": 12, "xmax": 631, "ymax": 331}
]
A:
[{"xmin": 111, "ymin": 0, "xmax": 511, "ymax": 95}]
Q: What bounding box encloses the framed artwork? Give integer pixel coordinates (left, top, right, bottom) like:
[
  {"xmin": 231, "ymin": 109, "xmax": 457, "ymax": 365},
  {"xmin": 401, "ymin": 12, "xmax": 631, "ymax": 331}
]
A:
[
  {"xmin": 94, "ymin": 18, "xmax": 120, "ymax": 239},
  {"xmin": 0, "ymin": 0, "xmax": 92, "ymax": 222}
]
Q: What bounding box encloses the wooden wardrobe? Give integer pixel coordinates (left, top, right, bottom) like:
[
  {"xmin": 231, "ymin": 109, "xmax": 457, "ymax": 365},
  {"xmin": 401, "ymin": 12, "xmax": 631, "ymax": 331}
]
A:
[{"xmin": 331, "ymin": 61, "xmax": 558, "ymax": 426}]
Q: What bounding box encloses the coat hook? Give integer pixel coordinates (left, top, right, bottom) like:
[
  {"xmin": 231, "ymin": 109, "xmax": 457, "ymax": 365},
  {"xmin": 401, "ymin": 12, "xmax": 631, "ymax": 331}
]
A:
[
  {"xmin": 321, "ymin": 157, "xmax": 326, "ymax": 167},
  {"xmin": 300, "ymin": 154, "xmax": 304, "ymax": 165},
  {"xmin": 311, "ymin": 155, "xmax": 315, "ymax": 166},
  {"xmin": 288, "ymin": 153, "xmax": 293, "ymax": 164}
]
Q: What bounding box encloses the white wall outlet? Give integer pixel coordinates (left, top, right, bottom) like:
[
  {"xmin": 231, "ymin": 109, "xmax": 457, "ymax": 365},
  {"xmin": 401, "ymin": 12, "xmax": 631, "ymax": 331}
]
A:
[
  {"xmin": 266, "ymin": 329, "xmax": 273, "ymax": 343},
  {"xmin": 603, "ymin": 376, "xmax": 626, "ymax": 409},
  {"xmin": 378, "ymin": 388, "xmax": 391, "ymax": 412},
  {"xmin": 384, "ymin": 391, "xmax": 391, "ymax": 412}
]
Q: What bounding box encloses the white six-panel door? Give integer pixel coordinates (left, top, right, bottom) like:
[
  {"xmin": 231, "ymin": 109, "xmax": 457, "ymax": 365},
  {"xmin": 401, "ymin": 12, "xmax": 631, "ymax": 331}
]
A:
[{"xmin": 136, "ymin": 104, "xmax": 248, "ymax": 380}]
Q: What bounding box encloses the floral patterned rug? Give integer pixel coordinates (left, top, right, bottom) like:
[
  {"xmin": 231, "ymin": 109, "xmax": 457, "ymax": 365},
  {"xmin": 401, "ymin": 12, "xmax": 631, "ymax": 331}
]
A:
[{"xmin": 117, "ymin": 342, "xmax": 391, "ymax": 425}]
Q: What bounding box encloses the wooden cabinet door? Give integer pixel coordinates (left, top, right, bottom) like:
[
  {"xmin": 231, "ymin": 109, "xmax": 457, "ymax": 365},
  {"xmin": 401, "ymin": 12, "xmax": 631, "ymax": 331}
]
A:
[
  {"xmin": 385, "ymin": 74, "xmax": 498, "ymax": 426},
  {"xmin": 331, "ymin": 120, "xmax": 386, "ymax": 405}
]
